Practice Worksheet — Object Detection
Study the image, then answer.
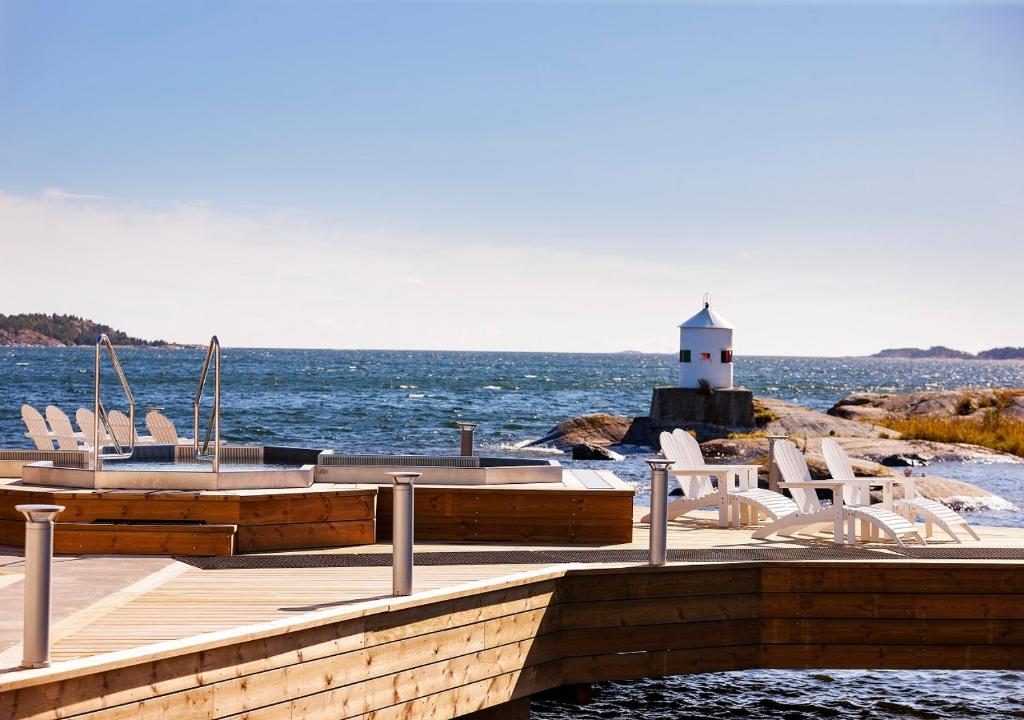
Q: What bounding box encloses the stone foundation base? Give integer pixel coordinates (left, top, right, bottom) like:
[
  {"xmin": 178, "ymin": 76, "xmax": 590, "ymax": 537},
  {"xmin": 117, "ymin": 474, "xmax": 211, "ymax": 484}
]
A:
[{"xmin": 650, "ymin": 386, "xmax": 755, "ymax": 427}]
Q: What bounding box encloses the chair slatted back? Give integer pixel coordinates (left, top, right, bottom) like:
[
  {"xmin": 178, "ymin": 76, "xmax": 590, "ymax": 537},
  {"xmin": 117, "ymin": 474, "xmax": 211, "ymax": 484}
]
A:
[
  {"xmin": 76, "ymin": 408, "xmax": 110, "ymax": 444},
  {"xmin": 107, "ymin": 410, "xmax": 138, "ymax": 446},
  {"xmin": 45, "ymin": 406, "xmax": 81, "ymax": 451},
  {"xmin": 659, "ymin": 429, "xmax": 713, "ymax": 499},
  {"xmin": 145, "ymin": 411, "xmax": 179, "ymax": 444},
  {"xmin": 774, "ymin": 440, "xmax": 823, "ymax": 513},
  {"xmin": 21, "ymin": 404, "xmax": 54, "ymax": 450},
  {"xmin": 821, "ymin": 438, "xmax": 869, "ymax": 505}
]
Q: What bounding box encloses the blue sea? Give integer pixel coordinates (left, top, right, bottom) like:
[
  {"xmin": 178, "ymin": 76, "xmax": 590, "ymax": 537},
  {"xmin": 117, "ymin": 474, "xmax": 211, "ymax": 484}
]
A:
[{"xmin": 3, "ymin": 347, "xmax": 1024, "ymax": 719}]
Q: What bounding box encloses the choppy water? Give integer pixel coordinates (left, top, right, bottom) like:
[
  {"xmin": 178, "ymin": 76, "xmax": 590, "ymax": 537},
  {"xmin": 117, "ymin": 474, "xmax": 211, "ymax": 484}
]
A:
[{"xmin": 3, "ymin": 347, "xmax": 1024, "ymax": 719}]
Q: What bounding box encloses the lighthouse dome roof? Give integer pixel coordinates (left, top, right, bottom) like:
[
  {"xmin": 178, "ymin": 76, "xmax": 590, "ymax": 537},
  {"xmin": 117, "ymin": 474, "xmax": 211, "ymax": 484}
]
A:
[{"xmin": 679, "ymin": 304, "xmax": 734, "ymax": 330}]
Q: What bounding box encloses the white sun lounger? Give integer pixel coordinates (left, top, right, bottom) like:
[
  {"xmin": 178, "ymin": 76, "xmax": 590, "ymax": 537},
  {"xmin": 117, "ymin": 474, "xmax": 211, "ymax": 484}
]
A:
[
  {"xmin": 640, "ymin": 429, "xmax": 799, "ymax": 526},
  {"xmin": 21, "ymin": 404, "xmax": 54, "ymax": 450},
  {"xmin": 145, "ymin": 410, "xmax": 187, "ymax": 445},
  {"xmin": 821, "ymin": 438, "xmax": 979, "ymax": 543},
  {"xmin": 76, "ymin": 408, "xmax": 111, "ymax": 446},
  {"xmin": 45, "ymin": 405, "xmax": 85, "ymax": 450},
  {"xmin": 755, "ymin": 440, "xmax": 924, "ymax": 547},
  {"xmin": 107, "ymin": 409, "xmax": 156, "ymax": 446}
]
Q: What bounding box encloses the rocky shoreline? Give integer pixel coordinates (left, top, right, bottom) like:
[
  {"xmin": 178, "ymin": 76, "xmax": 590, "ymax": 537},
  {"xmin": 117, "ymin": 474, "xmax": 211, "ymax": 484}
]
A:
[{"xmin": 527, "ymin": 389, "xmax": 1024, "ymax": 511}]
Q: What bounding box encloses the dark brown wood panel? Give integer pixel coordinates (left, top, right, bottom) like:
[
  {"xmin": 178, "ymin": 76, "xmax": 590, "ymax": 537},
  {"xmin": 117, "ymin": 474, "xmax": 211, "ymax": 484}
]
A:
[
  {"xmin": 762, "ymin": 643, "xmax": 1024, "ymax": 670},
  {"xmin": 763, "ymin": 565, "xmax": 1024, "ymax": 594},
  {"xmin": 762, "ymin": 592, "xmax": 1024, "ymax": 620},
  {"xmin": 235, "ymin": 519, "xmax": 375, "ymax": 552},
  {"xmin": 47, "ymin": 497, "xmax": 241, "ymax": 525},
  {"xmin": 238, "ymin": 492, "xmax": 375, "ymax": 525},
  {"xmin": 52, "ymin": 523, "xmax": 236, "ymax": 556},
  {"xmin": 376, "ymin": 484, "xmax": 635, "ymax": 544},
  {"xmin": 557, "ymin": 566, "xmax": 763, "ymax": 602}
]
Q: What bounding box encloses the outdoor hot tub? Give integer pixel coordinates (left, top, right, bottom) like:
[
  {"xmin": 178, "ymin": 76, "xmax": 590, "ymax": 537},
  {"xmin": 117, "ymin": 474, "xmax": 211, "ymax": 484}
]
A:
[
  {"xmin": 314, "ymin": 454, "xmax": 562, "ymax": 485},
  {"xmin": 16, "ymin": 446, "xmax": 562, "ymax": 491},
  {"xmin": 20, "ymin": 445, "xmax": 319, "ymax": 491}
]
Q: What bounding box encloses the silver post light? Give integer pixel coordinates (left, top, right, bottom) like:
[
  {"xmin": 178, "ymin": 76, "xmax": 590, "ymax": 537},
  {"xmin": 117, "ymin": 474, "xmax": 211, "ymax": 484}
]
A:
[
  {"xmin": 456, "ymin": 422, "xmax": 478, "ymax": 457},
  {"xmin": 16, "ymin": 504, "xmax": 64, "ymax": 668},
  {"xmin": 646, "ymin": 460, "xmax": 674, "ymax": 566},
  {"xmin": 388, "ymin": 472, "xmax": 420, "ymax": 596}
]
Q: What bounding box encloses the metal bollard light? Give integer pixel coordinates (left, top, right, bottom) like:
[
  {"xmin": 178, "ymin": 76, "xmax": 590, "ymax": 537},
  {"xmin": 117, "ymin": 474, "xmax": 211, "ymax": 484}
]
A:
[
  {"xmin": 646, "ymin": 460, "xmax": 674, "ymax": 566},
  {"xmin": 388, "ymin": 472, "xmax": 420, "ymax": 596},
  {"xmin": 16, "ymin": 504, "xmax": 64, "ymax": 668},
  {"xmin": 765, "ymin": 435, "xmax": 788, "ymax": 492},
  {"xmin": 456, "ymin": 422, "xmax": 478, "ymax": 457}
]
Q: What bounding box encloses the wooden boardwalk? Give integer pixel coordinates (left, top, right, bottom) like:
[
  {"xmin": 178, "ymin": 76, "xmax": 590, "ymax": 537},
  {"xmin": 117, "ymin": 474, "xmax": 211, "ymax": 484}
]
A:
[
  {"xmin": 1, "ymin": 511, "xmax": 1023, "ymax": 719},
  {"xmin": 1, "ymin": 510, "xmax": 1024, "ymax": 665}
]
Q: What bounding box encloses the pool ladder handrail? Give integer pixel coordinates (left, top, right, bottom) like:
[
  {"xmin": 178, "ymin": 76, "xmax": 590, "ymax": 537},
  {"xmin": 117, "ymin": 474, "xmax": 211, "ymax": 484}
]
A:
[
  {"xmin": 93, "ymin": 334, "xmax": 135, "ymax": 470},
  {"xmin": 193, "ymin": 335, "xmax": 221, "ymax": 473}
]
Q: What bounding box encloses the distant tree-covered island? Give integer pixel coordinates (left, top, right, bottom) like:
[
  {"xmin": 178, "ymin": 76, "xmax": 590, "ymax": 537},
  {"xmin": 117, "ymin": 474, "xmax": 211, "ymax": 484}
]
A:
[
  {"xmin": 872, "ymin": 345, "xmax": 1024, "ymax": 360},
  {"xmin": 0, "ymin": 313, "xmax": 172, "ymax": 347}
]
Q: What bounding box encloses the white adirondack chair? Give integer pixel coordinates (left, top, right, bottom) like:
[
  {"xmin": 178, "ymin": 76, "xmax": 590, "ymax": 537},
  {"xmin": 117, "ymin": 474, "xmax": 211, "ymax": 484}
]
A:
[
  {"xmin": 108, "ymin": 409, "xmax": 143, "ymax": 446},
  {"xmin": 821, "ymin": 438, "xmax": 979, "ymax": 543},
  {"xmin": 640, "ymin": 429, "xmax": 800, "ymax": 525},
  {"xmin": 76, "ymin": 408, "xmax": 111, "ymax": 445},
  {"xmin": 21, "ymin": 404, "xmax": 54, "ymax": 450},
  {"xmin": 145, "ymin": 410, "xmax": 184, "ymax": 445},
  {"xmin": 45, "ymin": 405, "xmax": 85, "ymax": 450},
  {"xmin": 755, "ymin": 440, "xmax": 924, "ymax": 547}
]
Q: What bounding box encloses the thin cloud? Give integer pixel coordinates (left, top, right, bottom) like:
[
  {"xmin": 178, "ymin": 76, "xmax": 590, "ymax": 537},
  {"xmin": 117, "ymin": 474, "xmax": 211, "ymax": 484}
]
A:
[{"xmin": 40, "ymin": 187, "xmax": 159, "ymax": 204}]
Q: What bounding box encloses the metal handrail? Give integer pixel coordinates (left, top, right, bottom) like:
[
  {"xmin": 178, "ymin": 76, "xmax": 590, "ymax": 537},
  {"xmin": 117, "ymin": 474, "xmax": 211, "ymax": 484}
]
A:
[
  {"xmin": 193, "ymin": 336, "xmax": 221, "ymax": 472},
  {"xmin": 94, "ymin": 334, "xmax": 135, "ymax": 470}
]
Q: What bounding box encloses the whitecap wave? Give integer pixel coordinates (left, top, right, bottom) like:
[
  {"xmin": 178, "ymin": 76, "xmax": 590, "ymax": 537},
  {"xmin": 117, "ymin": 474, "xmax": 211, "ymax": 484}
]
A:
[
  {"xmin": 945, "ymin": 494, "xmax": 1019, "ymax": 512},
  {"xmin": 489, "ymin": 441, "xmax": 566, "ymax": 455},
  {"xmin": 482, "ymin": 385, "xmax": 502, "ymax": 390}
]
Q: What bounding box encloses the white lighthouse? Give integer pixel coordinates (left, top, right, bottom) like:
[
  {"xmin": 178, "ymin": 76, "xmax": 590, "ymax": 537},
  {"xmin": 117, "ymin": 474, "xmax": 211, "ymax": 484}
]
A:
[{"xmin": 678, "ymin": 300, "xmax": 734, "ymax": 389}]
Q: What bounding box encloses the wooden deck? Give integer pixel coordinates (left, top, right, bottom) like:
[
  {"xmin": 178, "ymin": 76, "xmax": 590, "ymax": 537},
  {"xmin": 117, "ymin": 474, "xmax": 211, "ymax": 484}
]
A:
[{"xmin": 0, "ymin": 509, "xmax": 1023, "ymax": 719}]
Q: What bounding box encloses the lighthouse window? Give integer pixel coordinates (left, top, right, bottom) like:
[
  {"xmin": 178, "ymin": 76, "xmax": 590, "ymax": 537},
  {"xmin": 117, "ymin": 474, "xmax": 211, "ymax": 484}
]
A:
[
  {"xmin": 700, "ymin": 352, "xmax": 712, "ymax": 361},
  {"xmin": 680, "ymin": 350, "xmax": 691, "ymax": 363},
  {"xmin": 721, "ymin": 350, "xmax": 733, "ymax": 363}
]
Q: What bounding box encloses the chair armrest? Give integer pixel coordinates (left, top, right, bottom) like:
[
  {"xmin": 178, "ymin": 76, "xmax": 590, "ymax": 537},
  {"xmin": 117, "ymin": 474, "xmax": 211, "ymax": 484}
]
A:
[{"xmin": 778, "ymin": 481, "xmax": 845, "ymax": 511}]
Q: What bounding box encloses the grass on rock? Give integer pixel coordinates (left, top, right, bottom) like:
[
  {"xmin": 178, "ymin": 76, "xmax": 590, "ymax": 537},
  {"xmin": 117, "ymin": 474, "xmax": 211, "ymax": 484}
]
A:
[{"xmin": 879, "ymin": 410, "xmax": 1024, "ymax": 458}]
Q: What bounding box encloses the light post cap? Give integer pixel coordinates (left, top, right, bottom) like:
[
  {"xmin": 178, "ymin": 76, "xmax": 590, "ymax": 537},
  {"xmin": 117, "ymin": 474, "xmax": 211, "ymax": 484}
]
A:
[
  {"xmin": 645, "ymin": 459, "xmax": 675, "ymax": 470},
  {"xmin": 16, "ymin": 505, "xmax": 65, "ymax": 522},
  {"xmin": 455, "ymin": 422, "xmax": 478, "ymax": 431},
  {"xmin": 387, "ymin": 472, "xmax": 421, "ymax": 485}
]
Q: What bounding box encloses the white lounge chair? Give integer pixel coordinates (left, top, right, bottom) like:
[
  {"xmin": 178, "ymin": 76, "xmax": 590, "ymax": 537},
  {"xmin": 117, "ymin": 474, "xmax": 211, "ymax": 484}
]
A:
[
  {"xmin": 755, "ymin": 440, "xmax": 924, "ymax": 547},
  {"xmin": 76, "ymin": 408, "xmax": 111, "ymax": 446},
  {"xmin": 145, "ymin": 410, "xmax": 185, "ymax": 445},
  {"xmin": 107, "ymin": 409, "xmax": 152, "ymax": 446},
  {"xmin": 640, "ymin": 429, "xmax": 800, "ymax": 526},
  {"xmin": 44, "ymin": 405, "xmax": 85, "ymax": 450},
  {"xmin": 821, "ymin": 438, "xmax": 979, "ymax": 543},
  {"xmin": 21, "ymin": 404, "xmax": 54, "ymax": 450}
]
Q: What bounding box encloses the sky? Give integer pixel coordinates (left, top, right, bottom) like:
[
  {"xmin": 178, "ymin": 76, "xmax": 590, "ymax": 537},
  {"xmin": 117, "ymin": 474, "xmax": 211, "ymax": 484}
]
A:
[{"xmin": 0, "ymin": 1, "xmax": 1021, "ymax": 355}]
